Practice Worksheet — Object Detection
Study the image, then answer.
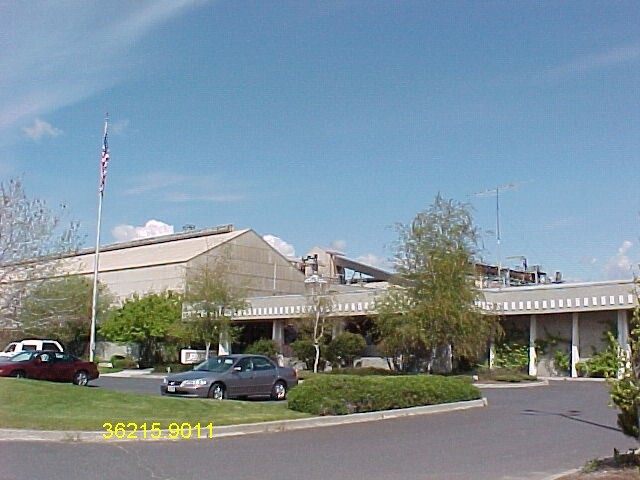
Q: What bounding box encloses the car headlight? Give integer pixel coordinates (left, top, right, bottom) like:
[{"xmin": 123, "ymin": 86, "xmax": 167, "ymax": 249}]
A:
[{"xmin": 181, "ymin": 378, "xmax": 208, "ymax": 387}]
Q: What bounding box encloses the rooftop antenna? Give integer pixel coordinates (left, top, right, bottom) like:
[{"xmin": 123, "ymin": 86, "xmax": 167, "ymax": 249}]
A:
[{"xmin": 474, "ymin": 183, "xmax": 519, "ymax": 286}]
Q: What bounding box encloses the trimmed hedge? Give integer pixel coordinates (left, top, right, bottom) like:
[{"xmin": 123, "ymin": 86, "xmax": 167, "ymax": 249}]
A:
[
  {"xmin": 329, "ymin": 367, "xmax": 399, "ymax": 376},
  {"xmin": 288, "ymin": 374, "xmax": 481, "ymax": 416}
]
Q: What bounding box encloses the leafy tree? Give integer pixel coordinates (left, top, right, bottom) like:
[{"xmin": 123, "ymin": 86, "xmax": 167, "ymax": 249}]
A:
[
  {"xmin": 179, "ymin": 255, "xmax": 246, "ymax": 358},
  {"xmin": 375, "ymin": 194, "xmax": 500, "ymax": 372},
  {"xmin": 0, "ymin": 178, "xmax": 81, "ymax": 324},
  {"xmin": 244, "ymin": 339, "xmax": 278, "ymax": 360},
  {"xmin": 99, "ymin": 291, "xmax": 182, "ymax": 367},
  {"xmin": 326, "ymin": 332, "xmax": 366, "ymax": 368},
  {"xmin": 18, "ymin": 275, "xmax": 112, "ymax": 357},
  {"xmin": 609, "ymin": 304, "xmax": 640, "ymax": 441},
  {"xmin": 291, "ymin": 339, "xmax": 320, "ymax": 371},
  {"xmin": 299, "ymin": 276, "xmax": 336, "ymax": 372}
]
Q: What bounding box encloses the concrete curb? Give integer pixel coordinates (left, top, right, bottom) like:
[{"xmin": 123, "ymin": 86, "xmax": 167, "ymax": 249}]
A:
[
  {"xmin": 100, "ymin": 369, "xmax": 165, "ymax": 379},
  {"xmin": 475, "ymin": 380, "xmax": 549, "ymax": 389},
  {"xmin": 0, "ymin": 398, "xmax": 487, "ymax": 443},
  {"xmin": 542, "ymin": 468, "xmax": 580, "ymax": 480},
  {"xmin": 545, "ymin": 377, "xmax": 606, "ymax": 383}
]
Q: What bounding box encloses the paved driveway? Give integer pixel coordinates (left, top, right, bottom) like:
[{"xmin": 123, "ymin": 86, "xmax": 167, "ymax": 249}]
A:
[{"xmin": 0, "ymin": 381, "xmax": 634, "ymax": 480}]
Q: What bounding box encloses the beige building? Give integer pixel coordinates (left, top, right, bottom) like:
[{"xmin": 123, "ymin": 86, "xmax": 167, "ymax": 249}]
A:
[
  {"xmin": 52, "ymin": 225, "xmax": 307, "ymax": 302},
  {"xmin": 5, "ymin": 223, "xmax": 637, "ymax": 377}
]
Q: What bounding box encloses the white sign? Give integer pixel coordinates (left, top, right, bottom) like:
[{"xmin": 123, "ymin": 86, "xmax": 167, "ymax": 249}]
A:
[{"xmin": 180, "ymin": 349, "xmax": 207, "ymax": 364}]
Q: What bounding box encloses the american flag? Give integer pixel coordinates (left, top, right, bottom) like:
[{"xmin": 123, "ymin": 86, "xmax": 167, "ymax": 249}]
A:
[{"xmin": 99, "ymin": 121, "xmax": 109, "ymax": 194}]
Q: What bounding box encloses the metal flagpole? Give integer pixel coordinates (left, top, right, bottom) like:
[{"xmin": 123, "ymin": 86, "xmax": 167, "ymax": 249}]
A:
[{"xmin": 89, "ymin": 115, "xmax": 109, "ymax": 362}]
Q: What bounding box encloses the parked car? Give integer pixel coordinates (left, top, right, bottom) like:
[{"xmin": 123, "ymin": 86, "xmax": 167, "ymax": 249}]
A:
[
  {"xmin": 161, "ymin": 354, "xmax": 298, "ymax": 400},
  {"xmin": 0, "ymin": 339, "xmax": 64, "ymax": 358},
  {"xmin": 0, "ymin": 351, "xmax": 99, "ymax": 385}
]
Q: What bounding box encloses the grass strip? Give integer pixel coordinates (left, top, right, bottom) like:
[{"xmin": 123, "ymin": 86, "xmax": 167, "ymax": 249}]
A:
[{"xmin": 0, "ymin": 378, "xmax": 309, "ymax": 431}]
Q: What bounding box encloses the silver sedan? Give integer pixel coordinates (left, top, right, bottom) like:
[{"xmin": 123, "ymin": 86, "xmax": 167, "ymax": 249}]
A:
[{"xmin": 160, "ymin": 354, "xmax": 298, "ymax": 400}]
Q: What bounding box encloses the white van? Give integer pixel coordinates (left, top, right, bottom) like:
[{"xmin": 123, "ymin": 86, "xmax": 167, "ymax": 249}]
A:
[{"xmin": 0, "ymin": 339, "xmax": 64, "ymax": 358}]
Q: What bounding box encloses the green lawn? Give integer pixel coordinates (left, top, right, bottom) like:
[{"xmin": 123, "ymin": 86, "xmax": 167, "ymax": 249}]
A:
[{"xmin": 0, "ymin": 378, "xmax": 310, "ymax": 431}]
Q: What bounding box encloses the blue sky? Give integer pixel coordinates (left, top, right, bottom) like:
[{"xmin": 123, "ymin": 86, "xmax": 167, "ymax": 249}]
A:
[{"xmin": 1, "ymin": 1, "xmax": 639, "ymax": 281}]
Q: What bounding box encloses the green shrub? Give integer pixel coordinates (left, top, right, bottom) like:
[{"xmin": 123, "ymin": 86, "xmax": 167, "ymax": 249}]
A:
[
  {"xmin": 477, "ymin": 367, "xmax": 536, "ymax": 383},
  {"xmin": 291, "ymin": 339, "xmax": 324, "ymax": 370},
  {"xmin": 577, "ymin": 332, "xmax": 619, "ymax": 378},
  {"xmin": 554, "ymin": 350, "xmax": 571, "ymax": 374},
  {"xmin": 329, "ymin": 367, "xmax": 398, "ymax": 376},
  {"xmin": 325, "ymin": 333, "xmax": 366, "ymax": 368},
  {"xmin": 110, "ymin": 356, "xmax": 138, "ymax": 369},
  {"xmin": 494, "ymin": 343, "xmax": 529, "ymax": 372},
  {"xmin": 243, "ymin": 339, "xmax": 279, "ymax": 360},
  {"xmin": 287, "ymin": 374, "xmax": 481, "ymax": 415}
]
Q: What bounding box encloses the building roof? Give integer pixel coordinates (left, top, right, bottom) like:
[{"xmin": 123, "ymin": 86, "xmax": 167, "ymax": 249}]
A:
[{"xmin": 54, "ymin": 225, "xmax": 251, "ymax": 275}]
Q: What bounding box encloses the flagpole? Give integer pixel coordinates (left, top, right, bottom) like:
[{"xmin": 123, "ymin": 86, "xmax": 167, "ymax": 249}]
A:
[{"xmin": 89, "ymin": 115, "xmax": 109, "ymax": 362}]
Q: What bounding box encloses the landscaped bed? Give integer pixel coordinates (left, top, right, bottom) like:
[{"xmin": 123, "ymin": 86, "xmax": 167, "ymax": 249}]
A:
[{"xmin": 288, "ymin": 374, "xmax": 481, "ymax": 415}]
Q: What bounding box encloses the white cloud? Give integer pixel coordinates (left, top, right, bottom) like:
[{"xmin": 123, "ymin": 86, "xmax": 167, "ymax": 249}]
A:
[
  {"xmin": 263, "ymin": 235, "xmax": 296, "ymax": 258},
  {"xmin": 356, "ymin": 254, "xmax": 393, "ymax": 271},
  {"xmin": 329, "ymin": 240, "xmax": 347, "ymax": 252},
  {"xmin": 541, "ymin": 43, "xmax": 640, "ymax": 82},
  {"xmin": 124, "ymin": 172, "xmax": 245, "ymax": 203},
  {"xmin": 112, "ymin": 219, "xmax": 174, "ymax": 242},
  {"xmin": 109, "ymin": 119, "xmax": 130, "ymax": 135},
  {"xmin": 124, "ymin": 172, "xmax": 185, "ymax": 195},
  {"xmin": 578, "ymin": 256, "xmax": 598, "ymax": 266},
  {"xmin": 603, "ymin": 240, "xmax": 636, "ymax": 279},
  {"xmin": 0, "ymin": 1, "xmax": 202, "ymax": 132},
  {"xmin": 22, "ymin": 118, "xmax": 62, "ymax": 140},
  {"xmin": 165, "ymin": 192, "xmax": 245, "ymax": 203}
]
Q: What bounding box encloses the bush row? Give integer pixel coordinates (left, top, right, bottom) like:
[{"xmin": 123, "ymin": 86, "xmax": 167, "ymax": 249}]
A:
[{"xmin": 287, "ymin": 374, "xmax": 481, "ymax": 416}]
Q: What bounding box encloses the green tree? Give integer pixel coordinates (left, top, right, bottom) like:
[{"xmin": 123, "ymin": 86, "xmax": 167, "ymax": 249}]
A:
[
  {"xmin": 180, "ymin": 256, "xmax": 246, "ymax": 358},
  {"xmin": 609, "ymin": 304, "xmax": 640, "ymax": 441},
  {"xmin": 99, "ymin": 291, "xmax": 182, "ymax": 367},
  {"xmin": 297, "ymin": 276, "xmax": 337, "ymax": 372},
  {"xmin": 375, "ymin": 194, "xmax": 500, "ymax": 372},
  {"xmin": 18, "ymin": 275, "xmax": 112, "ymax": 357},
  {"xmin": 326, "ymin": 332, "xmax": 366, "ymax": 368},
  {"xmin": 244, "ymin": 339, "xmax": 279, "ymax": 360}
]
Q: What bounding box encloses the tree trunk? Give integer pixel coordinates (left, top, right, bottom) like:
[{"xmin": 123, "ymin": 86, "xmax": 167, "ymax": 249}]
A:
[{"xmin": 313, "ymin": 342, "xmax": 320, "ymax": 373}]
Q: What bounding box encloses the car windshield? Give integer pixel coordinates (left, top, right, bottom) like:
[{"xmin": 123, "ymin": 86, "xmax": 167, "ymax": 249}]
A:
[
  {"xmin": 193, "ymin": 356, "xmax": 235, "ymax": 372},
  {"xmin": 8, "ymin": 352, "xmax": 36, "ymax": 362}
]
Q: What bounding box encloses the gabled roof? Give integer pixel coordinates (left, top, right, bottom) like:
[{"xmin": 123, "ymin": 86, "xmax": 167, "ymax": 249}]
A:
[{"xmin": 63, "ymin": 225, "xmax": 251, "ymax": 274}]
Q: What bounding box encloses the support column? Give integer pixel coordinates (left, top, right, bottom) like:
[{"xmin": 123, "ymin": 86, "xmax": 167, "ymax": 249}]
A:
[
  {"xmin": 488, "ymin": 338, "xmax": 495, "ymax": 370},
  {"xmin": 272, "ymin": 320, "xmax": 284, "ymax": 349},
  {"xmin": 571, "ymin": 312, "xmax": 580, "ymax": 378},
  {"xmin": 218, "ymin": 332, "xmax": 231, "ymax": 356},
  {"xmin": 331, "ymin": 318, "xmax": 346, "ymax": 339},
  {"xmin": 618, "ymin": 310, "xmax": 630, "ymax": 378},
  {"xmin": 529, "ymin": 314, "xmax": 537, "ymax": 377}
]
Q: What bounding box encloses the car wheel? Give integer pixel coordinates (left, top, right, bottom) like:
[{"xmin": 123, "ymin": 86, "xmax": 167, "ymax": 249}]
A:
[
  {"xmin": 10, "ymin": 370, "xmax": 26, "ymax": 379},
  {"xmin": 73, "ymin": 370, "xmax": 89, "ymax": 386},
  {"xmin": 208, "ymin": 382, "xmax": 226, "ymax": 400},
  {"xmin": 271, "ymin": 381, "xmax": 287, "ymax": 401}
]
